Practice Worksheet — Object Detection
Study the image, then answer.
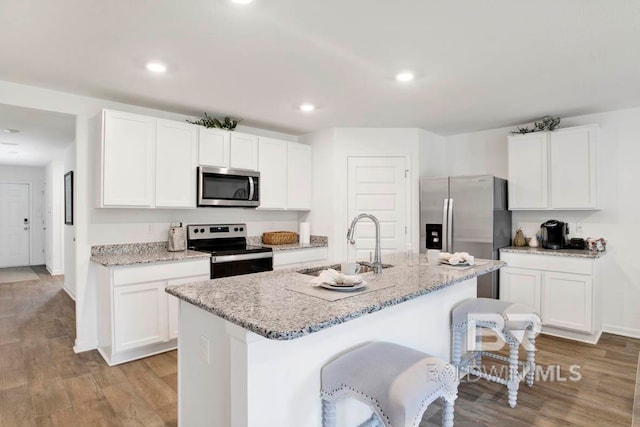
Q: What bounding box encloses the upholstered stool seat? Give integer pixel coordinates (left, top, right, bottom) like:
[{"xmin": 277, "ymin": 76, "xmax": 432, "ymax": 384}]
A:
[
  {"xmin": 321, "ymin": 342, "xmax": 458, "ymax": 427},
  {"xmin": 451, "ymin": 298, "xmax": 541, "ymax": 408}
]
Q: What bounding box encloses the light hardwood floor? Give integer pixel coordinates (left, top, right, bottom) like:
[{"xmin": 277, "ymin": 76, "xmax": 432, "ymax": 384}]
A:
[{"xmin": 0, "ymin": 267, "xmax": 638, "ymax": 426}]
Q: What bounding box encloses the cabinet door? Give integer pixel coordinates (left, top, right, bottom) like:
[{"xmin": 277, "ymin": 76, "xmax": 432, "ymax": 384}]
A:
[
  {"xmin": 258, "ymin": 137, "xmax": 288, "ymax": 209},
  {"xmin": 287, "ymin": 142, "xmax": 312, "ymax": 210},
  {"xmin": 542, "ymin": 272, "xmax": 593, "ymax": 332},
  {"xmin": 198, "ymin": 128, "xmax": 230, "ymax": 167},
  {"xmin": 549, "ymin": 126, "xmax": 597, "ymax": 209},
  {"xmin": 156, "ymin": 120, "xmax": 198, "ymax": 208},
  {"xmin": 102, "ymin": 110, "xmax": 155, "ymax": 207},
  {"xmin": 113, "ymin": 281, "xmax": 168, "ymax": 353},
  {"xmin": 230, "ymin": 132, "xmax": 258, "ymax": 170},
  {"xmin": 499, "ymin": 267, "xmax": 541, "ymax": 313},
  {"xmin": 166, "ymin": 275, "xmax": 209, "ymax": 340},
  {"xmin": 508, "ymin": 133, "xmax": 548, "ymax": 209}
]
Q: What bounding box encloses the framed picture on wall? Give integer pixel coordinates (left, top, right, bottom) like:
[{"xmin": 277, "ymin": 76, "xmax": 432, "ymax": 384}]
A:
[{"xmin": 64, "ymin": 171, "xmax": 73, "ymax": 225}]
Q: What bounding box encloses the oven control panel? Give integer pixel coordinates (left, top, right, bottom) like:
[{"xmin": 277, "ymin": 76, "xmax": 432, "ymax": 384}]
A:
[{"xmin": 187, "ymin": 224, "xmax": 247, "ymax": 240}]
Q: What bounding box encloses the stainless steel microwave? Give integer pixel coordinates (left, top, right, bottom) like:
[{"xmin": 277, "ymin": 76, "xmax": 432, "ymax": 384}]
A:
[{"xmin": 197, "ymin": 166, "xmax": 260, "ymax": 207}]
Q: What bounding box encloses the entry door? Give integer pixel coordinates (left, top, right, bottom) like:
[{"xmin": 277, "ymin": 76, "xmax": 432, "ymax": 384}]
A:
[
  {"xmin": 347, "ymin": 157, "xmax": 407, "ymax": 261},
  {"xmin": 0, "ymin": 183, "xmax": 30, "ymax": 267}
]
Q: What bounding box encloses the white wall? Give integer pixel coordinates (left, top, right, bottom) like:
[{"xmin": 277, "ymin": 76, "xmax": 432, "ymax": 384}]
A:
[
  {"xmin": 442, "ymin": 106, "xmax": 640, "ymax": 338},
  {"xmin": 302, "ymin": 128, "xmax": 422, "ymax": 263},
  {"xmin": 0, "ymin": 79, "xmax": 300, "ymax": 353},
  {"xmin": 0, "ymin": 165, "xmax": 45, "ymax": 265},
  {"xmin": 419, "ymin": 129, "xmax": 446, "ymax": 178},
  {"xmin": 63, "ymin": 144, "xmax": 76, "ymax": 298},
  {"xmin": 45, "ymin": 159, "xmax": 64, "ymax": 274}
]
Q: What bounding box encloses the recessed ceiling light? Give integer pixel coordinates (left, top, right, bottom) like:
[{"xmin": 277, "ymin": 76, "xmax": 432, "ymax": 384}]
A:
[
  {"xmin": 395, "ymin": 72, "xmax": 415, "ymax": 82},
  {"xmin": 146, "ymin": 62, "xmax": 167, "ymax": 73},
  {"xmin": 299, "ymin": 103, "xmax": 315, "ymax": 112},
  {"xmin": 0, "ymin": 142, "xmax": 18, "ymax": 146},
  {"xmin": 3, "ymin": 129, "xmax": 19, "ymax": 134},
  {"xmin": 231, "ymin": 0, "xmax": 253, "ymax": 4}
]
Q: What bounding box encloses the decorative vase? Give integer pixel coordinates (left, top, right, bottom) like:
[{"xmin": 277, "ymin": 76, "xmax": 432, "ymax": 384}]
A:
[
  {"xmin": 528, "ymin": 234, "xmax": 539, "ymax": 248},
  {"xmin": 514, "ymin": 229, "xmax": 526, "ymax": 247}
]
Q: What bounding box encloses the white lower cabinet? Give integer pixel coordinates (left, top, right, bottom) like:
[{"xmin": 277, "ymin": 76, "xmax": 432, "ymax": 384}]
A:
[
  {"xmin": 97, "ymin": 258, "xmax": 210, "ymax": 365},
  {"xmin": 273, "ymin": 247, "xmax": 328, "ymax": 270},
  {"xmin": 500, "ymin": 252, "xmax": 602, "ymax": 343}
]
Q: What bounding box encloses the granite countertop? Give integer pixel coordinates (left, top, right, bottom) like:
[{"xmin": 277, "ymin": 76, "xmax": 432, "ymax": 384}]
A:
[
  {"xmin": 90, "ymin": 242, "xmax": 211, "ymax": 267},
  {"xmin": 166, "ymin": 253, "xmax": 505, "ymax": 341},
  {"xmin": 247, "ymin": 235, "xmax": 328, "ymax": 251},
  {"xmin": 500, "ymin": 246, "xmax": 606, "ymax": 259}
]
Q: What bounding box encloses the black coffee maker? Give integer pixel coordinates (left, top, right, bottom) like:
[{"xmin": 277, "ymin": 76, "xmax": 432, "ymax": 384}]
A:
[{"xmin": 540, "ymin": 220, "xmax": 568, "ymax": 250}]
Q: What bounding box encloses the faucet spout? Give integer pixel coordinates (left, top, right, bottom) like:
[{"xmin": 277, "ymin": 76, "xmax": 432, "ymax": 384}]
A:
[{"xmin": 346, "ymin": 213, "xmax": 383, "ymax": 274}]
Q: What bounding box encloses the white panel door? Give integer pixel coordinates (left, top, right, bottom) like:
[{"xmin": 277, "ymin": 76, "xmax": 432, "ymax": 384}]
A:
[
  {"xmin": 347, "ymin": 157, "xmax": 406, "ymax": 261},
  {"xmin": 0, "ymin": 183, "xmax": 30, "ymax": 267},
  {"xmin": 167, "ymin": 275, "xmax": 210, "ymax": 340},
  {"xmin": 549, "ymin": 126, "xmax": 597, "ymax": 209},
  {"xmin": 229, "ymin": 132, "xmax": 259, "ymax": 171},
  {"xmin": 508, "ymin": 133, "xmax": 548, "ymax": 209},
  {"xmin": 113, "ymin": 281, "xmax": 168, "ymax": 352},
  {"xmin": 258, "ymin": 137, "xmax": 288, "ymax": 209},
  {"xmin": 542, "ymin": 272, "xmax": 593, "ymax": 332},
  {"xmin": 156, "ymin": 120, "xmax": 198, "ymax": 208},
  {"xmin": 499, "ymin": 267, "xmax": 541, "ymax": 313},
  {"xmin": 198, "ymin": 128, "xmax": 230, "ymax": 167},
  {"xmin": 102, "ymin": 110, "xmax": 155, "ymax": 207},
  {"xmin": 287, "ymin": 142, "xmax": 312, "ymax": 210}
]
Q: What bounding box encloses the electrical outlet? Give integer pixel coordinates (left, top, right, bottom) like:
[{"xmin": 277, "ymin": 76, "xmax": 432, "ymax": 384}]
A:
[
  {"xmin": 199, "ymin": 335, "xmax": 210, "ymax": 365},
  {"xmin": 575, "ymin": 223, "xmax": 584, "ymax": 235}
]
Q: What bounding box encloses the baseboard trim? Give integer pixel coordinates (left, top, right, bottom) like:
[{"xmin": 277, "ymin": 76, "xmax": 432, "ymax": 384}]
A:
[
  {"xmin": 45, "ymin": 265, "xmax": 64, "ymax": 276},
  {"xmin": 602, "ymin": 324, "xmax": 640, "ymax": 340},
  {"xmin": 74, "ymin": 339, "xmax": 98, "ymax": 354},
  {"xmin": 62, "ymin": 285, "xmax": 76, "ymax": 301}
]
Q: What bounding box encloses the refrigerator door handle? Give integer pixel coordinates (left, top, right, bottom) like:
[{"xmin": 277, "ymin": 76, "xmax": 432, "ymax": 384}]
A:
[
  {"xmin": 442, "ymin": 198, "xmax": 449, "ymax": 252},
  {"xmin": 447, "ymin": 198, "xmax": 454, "ymax": 253}
]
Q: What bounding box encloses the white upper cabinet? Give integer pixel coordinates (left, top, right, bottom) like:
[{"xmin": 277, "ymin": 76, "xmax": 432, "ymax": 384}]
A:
[
  {"xmin": 508, "ymin": 124, "xmax": 598, "ymax": 210},
  {"xmin": 287, "ymin": 142, "xmax": 312, "ymax": 210},
  {"xmin": 155, "ymin": 120, "xmax": 198, "ymax": 208},
  {"xmin": 198, "ymin": 128, "xmax": 230, "ymax": 168},
  {"xmin": 258, "ymin": 137, "xmax": 288, "ymax": 209},
  {"xmin": 508, "ymin": 132, "xmax": 548, "ymax": 209},
  {"xmin": 101, "ymin": 110, "xmax": 155, "ymax": 207},
  {"xmin": 549, "ymin": 126, "xmax": 597, "ymax": 209},
  {"xmin": 230, "ymin": 132, "xmax": 259, "ymax": 170}
]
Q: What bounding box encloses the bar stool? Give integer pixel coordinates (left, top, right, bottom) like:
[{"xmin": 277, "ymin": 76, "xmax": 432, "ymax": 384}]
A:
[
  {"xmin": 451, "ymin": 298, "xmax": 541, "ymax": 408},
  {"xmin": 320, "ymin": 342, "xmax": 458, "ymax": 427}
]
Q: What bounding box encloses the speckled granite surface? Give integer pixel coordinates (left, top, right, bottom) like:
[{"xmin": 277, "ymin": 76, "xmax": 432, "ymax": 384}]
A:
[
  {"xmin": 166, "ymin": 253, "xmax": 505, "ymax": 340},
  {"xmin": 500, "ymin": 246, "xmax": 605, "ymax": 258},
  {"xmin": 247, "ymin": 235, "xmax": 328, "ymax": 251},
  {"xmin": 90, "ymin": 242, "xmax": 211, "ymax": 267}
]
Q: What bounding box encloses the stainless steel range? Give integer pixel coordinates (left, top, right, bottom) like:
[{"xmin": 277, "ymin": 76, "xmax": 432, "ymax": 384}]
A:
[{"xmin": 186, "ymin": 224, "xmax": 273, "ymax": 279}]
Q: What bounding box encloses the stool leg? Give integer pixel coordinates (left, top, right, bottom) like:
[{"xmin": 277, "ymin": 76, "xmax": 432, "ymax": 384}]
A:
[
  {"xmin": 507, "ymin": 342, "xmax": 520, "ymax": 408},
  {"xmin": 474, "ymin": 326, "xmax": 483, "ymax": 365},
  {"xmin": 442, "ymin": 397, "xmax": 455, "ymax": 427},
  {"xmin": 357, "ymin": 413, "xmax": 382, "ymax": 427},
  {"xmin": 526, "ymin": 330, "xmax": 536, "ymax": 387},
  {"xmin": 322, "ymin": 399, "xmax": 336, "ymax": 427}
]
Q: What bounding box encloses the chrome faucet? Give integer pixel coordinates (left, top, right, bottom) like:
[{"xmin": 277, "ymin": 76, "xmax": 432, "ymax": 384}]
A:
[{"xmin": 346, "ymin": 213, "xmax": 382, "ymax": 274}]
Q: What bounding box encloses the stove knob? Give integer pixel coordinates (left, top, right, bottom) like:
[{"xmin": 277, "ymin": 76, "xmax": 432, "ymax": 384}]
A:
[
  {"xmin": 240, "ymin": 227, "xmax": 244, "ymax": 231},
  {"xmin": 200, "ymin": 228, "xmax": 205, "ymax": 233},
  {"xmin": 194, "ymin": 229, "xmax": 199, "ymax": 233},
  {"xmin": 234, "ymin": 227, "xmax": 239, "ymax": 232}
]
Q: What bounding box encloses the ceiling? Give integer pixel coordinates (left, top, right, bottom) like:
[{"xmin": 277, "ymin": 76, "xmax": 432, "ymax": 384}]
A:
[
  {"xmin": 0, "ymin": 104, "xmax": 75, "ymax": 166},
  {"xmin": 1, "ymin": 0, "xmax": 639, "ymax": 136}
]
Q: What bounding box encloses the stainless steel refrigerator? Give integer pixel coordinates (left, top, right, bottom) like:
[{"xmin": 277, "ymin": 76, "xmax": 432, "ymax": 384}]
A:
[{"xmin": 419, "ymin": 175, "xmax": 511, "ymax": 298}]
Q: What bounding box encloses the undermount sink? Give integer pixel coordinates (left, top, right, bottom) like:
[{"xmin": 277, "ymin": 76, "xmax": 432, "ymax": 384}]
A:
[{"xmin": 297, "ymin": 262, "xmax": 393, "ymax": 277}]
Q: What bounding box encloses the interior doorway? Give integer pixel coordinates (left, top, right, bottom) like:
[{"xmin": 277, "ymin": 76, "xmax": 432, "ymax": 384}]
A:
[
  {"xmin": 0, "ymin": 183, "xmax": 30, "ymax": 267},
  {"xmin": 347, "ymin": 156, "xmax": 408, "ymax": 261}
]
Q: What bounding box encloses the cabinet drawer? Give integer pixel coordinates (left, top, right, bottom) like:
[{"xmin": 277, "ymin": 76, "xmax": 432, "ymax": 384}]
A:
[
  {"xmin": 273, "ymin": 247, "xmax": 328, "ymax": 267},
  {"xmin": 113, "ymin": 259, "xmax": 210, "ymax": 285},
  {"xmin": 500, "ymin": 253, "xmax": 592, "ymax": 275}
]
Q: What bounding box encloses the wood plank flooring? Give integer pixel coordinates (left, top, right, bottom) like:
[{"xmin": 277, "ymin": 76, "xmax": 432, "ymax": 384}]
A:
[{"xmin": 0, "ymin": 266, "xmax": 638, "ymax": 426}]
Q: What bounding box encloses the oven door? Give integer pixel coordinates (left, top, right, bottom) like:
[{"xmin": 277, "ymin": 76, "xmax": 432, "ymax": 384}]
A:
[
  {"xmin": 198, "ymin": 166, "xmax": 260, "ymax": 207},
  {"xmin": 211, "ymin": 252, "xmax": 273, "ymax": 279}
]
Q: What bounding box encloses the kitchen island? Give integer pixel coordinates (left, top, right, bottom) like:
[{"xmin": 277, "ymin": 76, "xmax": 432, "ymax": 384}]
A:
[{"xmin": 167, "ymin": 254, "xmax": 504, "ymax": 427}]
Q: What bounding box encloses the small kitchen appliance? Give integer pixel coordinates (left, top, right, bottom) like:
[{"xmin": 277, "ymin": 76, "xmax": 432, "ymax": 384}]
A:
[
  {"xmin": 187, "ymin": 224, "xmax": 273, "ymax": 279},
  {"xmin": 540, "ymin": 220, "xmax": 568, "ymax": 250},
  {"xmin": 569, "ymin": 238, "xmax": 586, "ymax": 249},
  {"xmin": 197, "ymin": 166, "xmax": 260, "ymax": 207}
]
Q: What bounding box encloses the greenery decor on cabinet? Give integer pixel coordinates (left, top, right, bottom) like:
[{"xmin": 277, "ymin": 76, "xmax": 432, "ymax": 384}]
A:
[
  {"xmin": 186, "ymin": 113, "xmax": 242, "ymax": 131},
  {"xmin": 511, "ymin": 116, "xmax": 561, "ymax": 134}
]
